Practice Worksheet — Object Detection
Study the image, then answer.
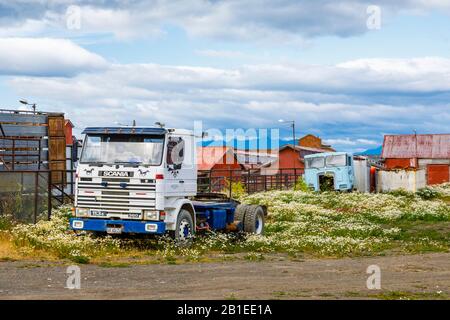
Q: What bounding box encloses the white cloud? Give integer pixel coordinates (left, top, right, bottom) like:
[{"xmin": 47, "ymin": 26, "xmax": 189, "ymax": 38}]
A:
[
  {"xmin": 69, "ymin": 56, "xmax": 450, "ymax": 95},
  {"xmin": 1, "ymin": 2, "xmax": 449, "ymax": 153},
  {"xmin": 0, "ymin": 19, "xmax": 48, "ymax": 37},
  {"xmin": 0, "ymin": 38, "xmax": 108, "ymax": 76},
  {"xmin": 195, "ymin": 49, "xmax": 244, "ymax": 58},
  {"xmin": 324, "ymin": 138, "xmax": 379, "ymax": 146},
  {"xmin": 356, "ymin": 139, "xmax": 379, "ymax": 145},
  {"xmin": 1, "ymin": 1, "xmax": 449, "ymax": 41},
  {"xmin": 76, "ymin": 6, "xmax": 164, "ymax": 40},
  {"xmin": 324, "ymin": 138, "xmax": 358, "ymax": 146},
  {"xmin": 6, "ymin": 54, "xmax": 450, "ymax": 152},
  {"xmin": 8, "ymin": 53, "xmax": 449, "ymax": 93}
]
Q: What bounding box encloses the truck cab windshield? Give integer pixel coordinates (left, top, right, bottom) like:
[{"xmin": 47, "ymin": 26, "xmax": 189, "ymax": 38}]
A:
[
  {"xmin": 325, "ymin": 154, "xmax": 347, "ymax": 167},
  {"xmin": 305, "ymin": 157, "xmax": 325, "ymax": 169},
  {"xmin": 80, "ymin": 134, "xmax": 164, "ymax": 165}
]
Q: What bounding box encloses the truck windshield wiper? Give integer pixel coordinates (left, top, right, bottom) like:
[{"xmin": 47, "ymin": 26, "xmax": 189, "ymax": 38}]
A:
[
  {"xmin": 113, "ymin": 161, "xmax": 142, "ymax": 167},
  {"xmin": 88, "ymin": 161, "xmax": 108, "ymax": 166}
]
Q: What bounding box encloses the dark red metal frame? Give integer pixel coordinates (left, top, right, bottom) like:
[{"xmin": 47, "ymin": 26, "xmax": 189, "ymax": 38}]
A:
[{"xmin": 198, "ymin": 168, "xmax": 303, "ymax": 197}]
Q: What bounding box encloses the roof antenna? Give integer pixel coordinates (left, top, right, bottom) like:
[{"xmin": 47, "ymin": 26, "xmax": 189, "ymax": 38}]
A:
[
  {"xmin": 132, "ymin": 120, "xmax": 136, "ymax": 127},
  {"xmin": 155, "ymin": 121, "xmax": 165, "ymax": 128}
]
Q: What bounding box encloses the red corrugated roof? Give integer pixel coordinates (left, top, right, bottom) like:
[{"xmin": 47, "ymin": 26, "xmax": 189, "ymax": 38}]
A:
[
  {"xmin": 382, "ymin": 134, "xmax": 450, "ymax": 159},
  {"xmin": 280, "ymin": 144, "xmax": 331, "ymax": 153},
  {"xmin": 64, "ymin": 119, "xmax": 75, "ymax": 128},
  {"xmin": 197, "ymin": 146, "xmax": 235, "ymax": 170}
]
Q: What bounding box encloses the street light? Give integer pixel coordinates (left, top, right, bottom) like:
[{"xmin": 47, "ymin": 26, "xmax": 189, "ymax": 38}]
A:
[
  {"xmin": 19, "ymin": 99, "xmax": 37, "ymax": 114},
  {"xmin": 278, "ymin": 119, "xmax": 296, "ymax": 145},
  {"xmin": 114, "ymin": 120, "xmax": 137, "ymax": 127}
]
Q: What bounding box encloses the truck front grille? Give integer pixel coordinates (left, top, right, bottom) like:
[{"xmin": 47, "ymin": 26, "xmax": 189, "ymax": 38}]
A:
[{"xmin": 76, "ymin": 180, "xmax": 156, "ymax": 214}]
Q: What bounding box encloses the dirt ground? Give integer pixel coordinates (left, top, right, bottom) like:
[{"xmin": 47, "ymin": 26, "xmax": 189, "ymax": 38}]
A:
[{"xmin": 0, "ymin": 253, "xmax": 449, "ymax": 300}]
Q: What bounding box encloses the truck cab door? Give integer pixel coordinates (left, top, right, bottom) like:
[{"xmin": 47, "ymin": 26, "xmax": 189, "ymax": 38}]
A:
[{"xmin": 164, "ymin": 135, "xmax": 197, "ymax": 196}]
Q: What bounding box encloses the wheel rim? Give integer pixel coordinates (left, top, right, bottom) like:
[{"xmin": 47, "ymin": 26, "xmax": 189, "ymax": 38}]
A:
[
  {"xmin": 255, "ymin": 214, "xmax": 263, "ymax": 234},
  {"xmin": 178, "ymin": 219, "xmax": 192, "ymax": 241}
]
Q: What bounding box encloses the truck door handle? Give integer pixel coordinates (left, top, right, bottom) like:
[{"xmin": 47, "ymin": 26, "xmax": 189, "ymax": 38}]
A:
[{"xmin": 179, "ymin": 180, "xmax": 185, "ymax": 184}]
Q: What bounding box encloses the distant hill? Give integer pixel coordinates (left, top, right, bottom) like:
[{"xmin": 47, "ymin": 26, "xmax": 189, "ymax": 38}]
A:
[
  {"xmin": 201, "ymin": 139, "xmax": 383, "ymax": 156},
  {"xmin": 201, "ymin": 138, "xmax": 286, "ymax": 150},
  {"xmin": 356, "ymin": 146, "xmax": 382, "ymax": 156}
]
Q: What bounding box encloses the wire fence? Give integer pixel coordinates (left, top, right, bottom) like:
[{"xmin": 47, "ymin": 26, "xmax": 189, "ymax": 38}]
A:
[{"xmin": 0, "ymin": 169, "xmax": 75, "ymax": 224}]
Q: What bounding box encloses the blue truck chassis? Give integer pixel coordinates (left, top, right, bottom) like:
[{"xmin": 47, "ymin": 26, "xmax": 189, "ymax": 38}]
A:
[{"xmin": 70, "ymin": 200, "xmax": 243, "ymax": 235}]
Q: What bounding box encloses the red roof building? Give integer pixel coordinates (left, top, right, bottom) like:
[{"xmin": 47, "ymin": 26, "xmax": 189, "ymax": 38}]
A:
[
  {"xmin": 197, "ymin": 146, "xmax": 245, "ymax": 192},
  {"xmin": 197, "ymin": 146, "xmax": 244, "ymax": 174},
  {"xmin": 64, "ymin": 119, "xmax": 75, "ymax": 145},
  {"xmin": 299, "ymin": 134, "xmax": 335, "ymax": 152},
  {"xmin": 382, "ymin": 134, "xmax": 450, "ymax": 185}
]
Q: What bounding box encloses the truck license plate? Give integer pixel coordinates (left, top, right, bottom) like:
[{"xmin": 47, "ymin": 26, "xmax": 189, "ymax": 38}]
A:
[
  {"xmin": 90, "ymin": 210, "xmax": 107, "ymax": 217},
  {"xmin": 106, "ymin": 227, "xmax": 123, "ymax": 234}
]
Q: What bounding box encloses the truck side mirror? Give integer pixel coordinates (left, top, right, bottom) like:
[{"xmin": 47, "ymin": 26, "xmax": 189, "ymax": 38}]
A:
[
  {"xmin": 167, "ymin": 137, "xmax": 185, "ymax": 171},
  {"xmin": 72, "ymin": 137, "xmax": 78, "ymax": 163}
]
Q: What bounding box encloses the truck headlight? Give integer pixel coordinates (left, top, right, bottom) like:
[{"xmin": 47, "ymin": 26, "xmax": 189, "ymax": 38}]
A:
[
  {"xmin": 145, "ymin": 224, "xmax": 158, "ymax": 232},
  {"xmin": 72, "ymin": 220, "xmax": 84, "ymax": 229},
  {"xmin": 143, "ymin": 210, "xmax": 159, "ymax": 221},
  {"xmin": 76, "ymin": 208, "xmax": 89, "ymax": 217}
]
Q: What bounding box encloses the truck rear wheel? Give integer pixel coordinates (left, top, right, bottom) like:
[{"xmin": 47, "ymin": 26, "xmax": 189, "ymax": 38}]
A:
[
  {"xmin": 234, "ymin": 204, "xmax": 249, "ymax": 223},
  {"xmin": 243, "ymin": 205, "xmax": 265, "ymax": 235},
  {"xmin": 173, "ymin": 209, "xmax": 194, "ymax": 246}
]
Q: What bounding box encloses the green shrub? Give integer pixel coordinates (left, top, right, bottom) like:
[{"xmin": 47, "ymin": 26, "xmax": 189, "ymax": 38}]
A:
[
  {"xmin": 0, "ymin": 190, "xmax": 22, "ymax": 226},
  {"xmin": 293, "ymin": 176, "xmax": 310, "ymax": 192},
  {"xmin": 416, "ymin": 187, "xmax": 441, "ymax": 200},
  {"xmin": 0, "ymin": 216, "xmax": 14, "ymax": 230},
  {"xmin": 387, "ymin": 188, "xmax": 415, "ymax": 199},
  {"xmin": 221, "ymin": 179, "xmax": 247, "ymax": 199}
]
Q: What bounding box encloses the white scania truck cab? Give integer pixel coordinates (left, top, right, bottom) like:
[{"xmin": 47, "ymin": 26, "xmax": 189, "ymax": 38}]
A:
[{"xmin": 70, "ymin": 126, "xmax": 266, "ymax": 243}]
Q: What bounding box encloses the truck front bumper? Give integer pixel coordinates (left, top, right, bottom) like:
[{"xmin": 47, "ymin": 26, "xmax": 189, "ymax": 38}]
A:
[{"xmin": 69, "ymin": 218, "xmax": 166, "ymax": 235}]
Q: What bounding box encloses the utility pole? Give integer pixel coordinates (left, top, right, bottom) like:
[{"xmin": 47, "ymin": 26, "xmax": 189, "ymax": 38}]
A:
[
  {"xmin": 279, "ymin": 119, "xmax": 296, "ymax": 145},
  {"xmin": 292, "ymin": 122, "xmax": 296, "ymax": 147}
]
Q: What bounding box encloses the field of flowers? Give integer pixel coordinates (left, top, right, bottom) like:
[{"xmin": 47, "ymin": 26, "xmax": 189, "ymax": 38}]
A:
[
  {"xmin": 242, "ymin": 185, "xmax": 450, "ymax": 256},
  {"xmin": 1, "ymin": 183, "xmax": 449, "ymax": 264}
]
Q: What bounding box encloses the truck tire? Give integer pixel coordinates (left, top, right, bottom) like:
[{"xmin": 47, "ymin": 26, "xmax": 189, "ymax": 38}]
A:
[
  {"xmin": 243, "ymin": 205, "xmax": 265, "ymax": 235},
  {"xmin": 173, "ymin": 209, "xmax": 194, "ymax": 246},
  {"xmin": 234, "ymin": 204, "xmax": 249, "ymax": 223}
]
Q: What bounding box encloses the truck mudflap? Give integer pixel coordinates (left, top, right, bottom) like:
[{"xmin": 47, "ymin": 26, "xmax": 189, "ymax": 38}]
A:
[{"xmin": 69, "ymin": 218, "xmax": 166, "ymax": 235}]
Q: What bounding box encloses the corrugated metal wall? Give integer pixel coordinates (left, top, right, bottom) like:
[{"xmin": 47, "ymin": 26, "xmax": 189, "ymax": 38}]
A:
[
  {"xmin": 47, "ymin": 114, "xmax": 67, "ymax": 184},
  {"xmin": 427, "ymin": 164, "xmax": 449, "ymax": 185},
  {"xmin": 0, "ymin": 111, "xmax": 49, "ymax": 170},
  {"xmin": 354, "ymin": 158, "xmax": 370, "ymax": 192},
  {"xmin": 377, "ymin": 169, "xmax": 426, "ymax": 192},
  {"xmin": 0, "ymin": 110, "xmax": 66, "ymax": 177}
]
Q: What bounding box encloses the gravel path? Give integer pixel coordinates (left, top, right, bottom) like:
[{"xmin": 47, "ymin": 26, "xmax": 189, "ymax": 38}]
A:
[{"xmin": 0, "ymin": 253, "xmax": 448, "ymax": 299}]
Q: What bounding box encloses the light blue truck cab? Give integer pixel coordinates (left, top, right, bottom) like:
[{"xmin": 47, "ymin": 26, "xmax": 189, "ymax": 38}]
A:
[{"xmin": 304, "ymin": 152, "xmax": 354, "ymax": 192}]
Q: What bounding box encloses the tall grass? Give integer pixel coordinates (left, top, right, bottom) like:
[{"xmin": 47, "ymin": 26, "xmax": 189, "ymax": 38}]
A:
[{"xmin": 3, "ymin": 184, "xmax": 450, "ymax": 262}]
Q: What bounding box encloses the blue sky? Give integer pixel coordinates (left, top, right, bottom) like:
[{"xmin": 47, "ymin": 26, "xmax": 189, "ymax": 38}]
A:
[{"xmin": 1, "ymin": 1, "xmax": 450, "ymax": 152}]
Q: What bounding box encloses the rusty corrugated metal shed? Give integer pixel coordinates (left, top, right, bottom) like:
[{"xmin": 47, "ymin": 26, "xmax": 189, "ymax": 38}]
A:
[{"xmin": 382, "ymin": 134, "xmax": 450, "ymax": 159}]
